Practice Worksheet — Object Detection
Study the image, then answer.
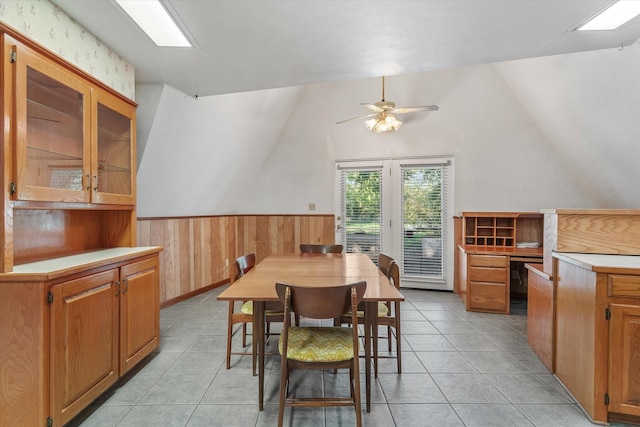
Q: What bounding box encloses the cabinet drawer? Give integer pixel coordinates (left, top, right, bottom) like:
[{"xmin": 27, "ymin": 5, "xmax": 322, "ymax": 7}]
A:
[
  {"xmin": 608, "ymin": 274, "xmax": 640, "ymax": 298},
  {"xmin": 469, "ymin": 255, "xmax": 507, "ymax": 268},
  {"xmin": 468, "ymin": 282, "xmax": 508, "ymax": 312},
  {"xmin": 469, "ymin": 266, "xmax": 508, "ymax": 283}
]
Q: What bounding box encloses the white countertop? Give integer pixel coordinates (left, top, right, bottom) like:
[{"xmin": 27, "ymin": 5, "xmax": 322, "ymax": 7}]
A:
[
  {"xmin": 1, "ymin": 247, "xmax": 162, "ymax": 281},
  {"xmin": 553, "ymin": 252, "xmax": 640, "ymax": 274}
]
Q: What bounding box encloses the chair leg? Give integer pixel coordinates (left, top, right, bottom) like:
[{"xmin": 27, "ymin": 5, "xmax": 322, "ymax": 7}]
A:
[
  {"xmin": 373, "ymin": 326, "xmax": 379, "ymax": 378},
  {"xmin": 242, "ymin": 322, "xmax": 248, "ymax": 347},
  {"xmin": 277, "ymin": 361, "xmax": 288, "ymax": 427},
  {"xmin": 353, "ymin": 359, "xmax": 362, "ymax": 427}
]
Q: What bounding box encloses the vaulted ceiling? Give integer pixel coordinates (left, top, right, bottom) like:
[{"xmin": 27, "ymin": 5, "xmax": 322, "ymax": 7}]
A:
[
  {"xmin": 48, "ymin": 1, "xmax": 640, "ymax": 215},
  {"xmin": 54, "ymin": 0, "xmax": 640, "ymax": 97}
]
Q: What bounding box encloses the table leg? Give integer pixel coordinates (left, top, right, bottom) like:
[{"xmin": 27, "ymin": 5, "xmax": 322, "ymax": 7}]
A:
[{"xmin": 254, "ymin": 301, "xmax": 265, "ymax": 411}]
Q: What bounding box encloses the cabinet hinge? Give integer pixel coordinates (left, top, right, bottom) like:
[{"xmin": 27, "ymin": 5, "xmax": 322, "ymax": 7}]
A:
[
  {"xmin": 9, "ymin": 182, "xmax": 16, "ymax": 195},
  {"xmin": 604, "ymin": 393, "xmax": 610, "ymax": 406},
  {"xmin": 47, "ymin": 416, "xmax": 53, "ymax": 427},
  {"xmin": 605, "ymin": 307, "xmax": 611, "ymax": 320},
  {"xmin": 9, "ymin": 50, "xmax": 16, "ymax": 63},
  {"xmin": 47, "ymin": 292, "xmax": 54, "ymax": 304}
]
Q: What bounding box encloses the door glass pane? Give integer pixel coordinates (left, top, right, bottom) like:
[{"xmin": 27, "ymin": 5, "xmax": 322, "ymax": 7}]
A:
[
  {"xmin": 97, "ymin": 103, "xmax": 131, "ymax": 195},
  {"xmin": 26, "ymin": 67, "xmax": 84, "ymax": 190},
  {"xmin": 401, "ymin": 166, "xmax": 445, "ymax": 279},
  {"xmin": 339, "ymin": 168, "xmax": 383, "ymax": 263}
]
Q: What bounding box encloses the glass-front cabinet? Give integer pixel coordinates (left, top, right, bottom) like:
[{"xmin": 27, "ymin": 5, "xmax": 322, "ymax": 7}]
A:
[
  {"xmin": 15, "ymin": 44, "xmax": 91, "ymax": 202},
  {"xmin": 92, "ymin": 88, "xmax": 136, "ymax": 205},
  {"xmin": 12, "ymin": 43, "xmax": 135, "ymax": 205}
]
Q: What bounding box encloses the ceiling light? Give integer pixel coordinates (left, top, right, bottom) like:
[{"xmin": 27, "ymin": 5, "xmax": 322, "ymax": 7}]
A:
[
  {"xmin": 578, "ymin": 1, "xmax": 640, "ymax": 30},
  {"xmin": 365, "ymin": 113, "xmax": 402, "ymax": 133},
  {"xmin": 116, "ymin": 0, "xmax": 196, "ymax": 47}
]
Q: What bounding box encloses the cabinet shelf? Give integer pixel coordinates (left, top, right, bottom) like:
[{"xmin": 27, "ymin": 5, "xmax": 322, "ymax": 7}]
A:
[
  {"xmin": 462, "ymin": 212, "xmax": 541, "ymax": 248},
  {"xmin": 98, "ymin": 162, "xmax": 131, "ymax": 173},
  {"xmin": 27, "ymin": 145, "xmax": 82, "ymax": 163},
  {"xmin": 28, "ymin": 98, "xmax": 82, "ymax": 124}
]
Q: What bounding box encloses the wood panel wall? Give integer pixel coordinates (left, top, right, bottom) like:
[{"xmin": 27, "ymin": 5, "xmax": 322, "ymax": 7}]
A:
[{"xmin": 137, "ymin": 214, "xmax": 335, "ymax": 306}]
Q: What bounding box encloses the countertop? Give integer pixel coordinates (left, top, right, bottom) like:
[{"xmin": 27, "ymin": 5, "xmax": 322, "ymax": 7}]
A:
[
  {"xmin": 0, "ymin": 247, "xmax": 163, "ymax": 282},
  {"xmin": 553, "ymin": 252, "xmax": 640, "ymax": 275},
  {"xmin": 458, "ymin": 245, "xmax": 543, "ymax": 258}
]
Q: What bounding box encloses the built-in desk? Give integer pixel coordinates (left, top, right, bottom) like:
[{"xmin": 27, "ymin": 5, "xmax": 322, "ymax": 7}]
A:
[{"xmin": 457, "ymin": 245, "xmax": 542, "ymax": 314}]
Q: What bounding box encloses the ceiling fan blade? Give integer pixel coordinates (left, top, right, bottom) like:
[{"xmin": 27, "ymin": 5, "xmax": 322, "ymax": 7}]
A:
[
  {"xmin": 360, "ymin": 103, "xmax": 385, "ymax": 113},
  {"xmin": 392, "ymin": 105, "xmax": 439, "ymax": 114},
  {"xmin": 336, "ymin": 113, "xmax": 379, "ymax": 124}
]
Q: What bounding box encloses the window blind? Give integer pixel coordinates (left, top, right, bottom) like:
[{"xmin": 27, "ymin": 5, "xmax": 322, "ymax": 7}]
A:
[
  {"xmin": 338, "ymin": 166, "xmax": 383, "ymax": 263},
  {"xmin": 400, "ymin": 164, "xmax": 448, "ymax": 279}
]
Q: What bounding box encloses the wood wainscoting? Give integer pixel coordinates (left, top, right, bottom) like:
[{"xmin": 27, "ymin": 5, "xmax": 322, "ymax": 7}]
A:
[{"xmin": 137, "ymin": 214, "xmax": 335, "ymax": 306}]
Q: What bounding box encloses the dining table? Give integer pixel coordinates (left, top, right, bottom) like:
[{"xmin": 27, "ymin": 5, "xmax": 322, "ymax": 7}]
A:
[{"xmin": 216, "ymin": 252, "xmax": 405, "ymax": 412}]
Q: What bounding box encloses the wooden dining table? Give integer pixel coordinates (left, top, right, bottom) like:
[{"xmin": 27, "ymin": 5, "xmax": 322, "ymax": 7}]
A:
[{"xmin": 216, "ymin": 252, "xmax": 404, "ymax": 412}]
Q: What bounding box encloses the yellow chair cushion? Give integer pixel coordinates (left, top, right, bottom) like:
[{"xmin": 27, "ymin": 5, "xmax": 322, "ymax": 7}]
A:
[
  {"xmin": 346, "ymin": 302, "xmax": 389, "ymax": 318},
  {"xmin": 240, "ymin": 301, "xmax": 282, "ymax": 316},
  {"xmin": 279, "ymin": 327, "xmax": 355, "ymax": 362}
]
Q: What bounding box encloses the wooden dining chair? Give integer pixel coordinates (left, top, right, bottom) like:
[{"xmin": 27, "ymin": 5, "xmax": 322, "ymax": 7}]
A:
[
  {"xmin": 336, "ymin": 254, "xmax": 402, "ymax": 376},
  {"xmin": 377, "ymin": 252, "xmax": 395, "ymax": 277},
  {"xmin": 276, "ymin": 281, "xmax": 366, "ymax": 427},
  {"xmin": 377, "ymin": 260, "xmax": 402, "ymax": 374},
  {"xmin": 226, "ymin": 254, "xmax": 284, "ymax": 370},
  {"xmin": 299, "ymin": 244, "xmax": 344, "ymax": 253}
]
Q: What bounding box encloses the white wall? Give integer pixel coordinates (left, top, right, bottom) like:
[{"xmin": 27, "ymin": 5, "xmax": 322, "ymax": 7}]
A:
[
  {"xmin": 496, "ymin": 45, "xmax": 640, "ymax": 208},
  {"xmin": 136, "ymin": 47, "xmax": 637, "ymax": 218},
  {"xmin": 136, "ymin": 84, "xmax": 303, "ymax": 217}
]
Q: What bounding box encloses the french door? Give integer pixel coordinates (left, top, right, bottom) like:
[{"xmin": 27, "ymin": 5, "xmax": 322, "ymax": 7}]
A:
[{"xmin": 335, "ymin": 158, "xmax": 453, "ymax": 290}]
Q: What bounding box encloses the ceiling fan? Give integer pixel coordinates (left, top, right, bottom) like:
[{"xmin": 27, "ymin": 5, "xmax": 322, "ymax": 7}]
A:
[{"xmin": 337, "ymin": 76, "xmax": 439, "ymax": 133}]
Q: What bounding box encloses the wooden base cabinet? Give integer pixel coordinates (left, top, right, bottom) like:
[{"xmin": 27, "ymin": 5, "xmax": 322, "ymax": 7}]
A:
[
  {"xmin": 50, "ymin": 269, "xmax": 120, "ymax": 426},
  {"xmin": 119, "ymin": 257, "xmax": 160, "ymax": 376},
  {"xmin": 554, "ymin": 253, "xmax": 640, "ymax": 424},
  {"xmin": 525, "ymin": 263, "xmax": 554, "ymax": 372},
  {"xmin": 467, "ymin": 254, "xmax": 509, "ymax": 313},
  {"xmin": 0, "ymin": 248, "xmax": 161, "ymax": 427},
  {"xmin": 609, "ymin": 303, "xmax": 640, "ymax": 418}
]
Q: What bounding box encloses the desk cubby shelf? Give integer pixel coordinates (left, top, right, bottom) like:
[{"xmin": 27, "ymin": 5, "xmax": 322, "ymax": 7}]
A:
[{"xmin": 463, "ymin": 213, "xmax": 517, "ymax": 247}]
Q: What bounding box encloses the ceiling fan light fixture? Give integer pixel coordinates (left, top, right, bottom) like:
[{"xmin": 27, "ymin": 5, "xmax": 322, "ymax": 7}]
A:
[{"xmin": 366, "ymin": 113, "xmax": 402, "ymax": 133}]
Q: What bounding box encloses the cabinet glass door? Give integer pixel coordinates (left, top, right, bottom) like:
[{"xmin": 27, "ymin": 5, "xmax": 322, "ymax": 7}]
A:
[
  {"xmin": 15, "ymin": 45, "xmax": 91, "ymax": 202},
  {"xmin": 92, "ymin": 89, "xmax": 136, "ymax": 205}
]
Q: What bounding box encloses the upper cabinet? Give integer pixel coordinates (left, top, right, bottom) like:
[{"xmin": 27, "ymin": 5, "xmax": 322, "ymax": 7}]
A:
[
  {"xmin": 1, "ymin": 30, "xmax": 138, "ymax": 273},
  {"xmin": 92, "ymin": 87, "xmax": 136, "ymax": 205},
  {"xmin": 10, "ymin": 39, "xmax": 135, "ymax": 205}
]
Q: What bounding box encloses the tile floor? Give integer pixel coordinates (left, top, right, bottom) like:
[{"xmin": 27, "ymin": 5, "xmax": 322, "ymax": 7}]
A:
[{"xmin": 69, "ymin": 286, "xmax": 633, "ymax": 427}]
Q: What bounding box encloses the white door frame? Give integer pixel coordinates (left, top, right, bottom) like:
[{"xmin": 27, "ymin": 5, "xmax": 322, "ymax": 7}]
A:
[{"xmin": 335, "ymin": 156, "xmax": 454, "ymax": 290}]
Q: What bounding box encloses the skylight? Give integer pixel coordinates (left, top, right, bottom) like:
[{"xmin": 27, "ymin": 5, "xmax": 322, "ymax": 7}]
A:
[
  {"xmin": 578, "ymin": 0, "xmax": 640, "ymax": 31},
  {"xmin": 116, "ymin": 0, "xmax": 196, "ymax": 47}
]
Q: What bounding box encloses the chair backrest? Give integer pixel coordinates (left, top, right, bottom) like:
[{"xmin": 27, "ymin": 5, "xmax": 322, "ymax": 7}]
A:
[
  {"xmin": 235, "ymin": 253, "xmax": 256, "ymax": 279},
  {"xmin": 299, "ymin": 244, "xmax": 343, "ymax": 254},
  {"xmin": 275, "ymin": 281, "xmax": 366, "ymax": 319},
  {"xmin": 388, "ymin": 261, "xmax": 400, "ymax": 290},
  {"xmin": 377, "ymin": 253, "xmax": 395, "ymax": 278}
]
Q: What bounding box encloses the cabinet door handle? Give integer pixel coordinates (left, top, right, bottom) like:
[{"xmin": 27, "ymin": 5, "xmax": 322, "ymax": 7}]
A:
[
  {"xmin": 85, "ymin": 174, "xmax": 91, "ymax": 190},
  {"xmin": 93, "ymin": 175, "xmax": 98, "ymax": 191},
  {"xmin": 115, "ymin": 280, "xmax": 121, "ymax": 296},
  {"xmin": 122, "ymin": 278, "xmax": 129, "ymax": 294}
]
